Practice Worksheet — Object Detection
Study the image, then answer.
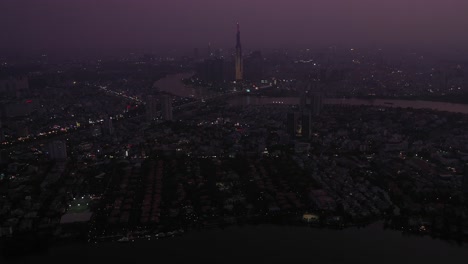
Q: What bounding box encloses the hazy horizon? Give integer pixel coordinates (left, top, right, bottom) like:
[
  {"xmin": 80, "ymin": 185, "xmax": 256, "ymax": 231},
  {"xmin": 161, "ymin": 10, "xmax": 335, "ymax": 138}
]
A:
[{"xmin": 1, "ymin": 0, "xmax": 468, "ymax": 58}]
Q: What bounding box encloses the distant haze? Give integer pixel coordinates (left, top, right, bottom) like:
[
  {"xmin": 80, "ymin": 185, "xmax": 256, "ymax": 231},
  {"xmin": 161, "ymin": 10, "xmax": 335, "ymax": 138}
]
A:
[{"xmin": 1, "ymin": 0, "xmax": 468, "ymax": 57}]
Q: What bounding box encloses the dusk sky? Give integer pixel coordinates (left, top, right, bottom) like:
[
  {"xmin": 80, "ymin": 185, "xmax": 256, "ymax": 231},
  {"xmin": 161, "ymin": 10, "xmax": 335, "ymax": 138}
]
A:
[{"xmin": 1, "ymin": 0, "xmax": 468, "ymax": 57}]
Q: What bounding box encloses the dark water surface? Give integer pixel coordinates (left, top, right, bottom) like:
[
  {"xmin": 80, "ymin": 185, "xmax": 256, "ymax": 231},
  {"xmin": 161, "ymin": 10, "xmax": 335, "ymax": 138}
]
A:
[
  {"xmin": 7, "ymin": 223, "xmax": 468, "ymax": 264},
  {"xmin": 229, "ymin": 96, "xmax": 468, "ymax": 114},
  {"xmin": 155, "ymin": 73, "xmax": 468, "ymax": 114}
]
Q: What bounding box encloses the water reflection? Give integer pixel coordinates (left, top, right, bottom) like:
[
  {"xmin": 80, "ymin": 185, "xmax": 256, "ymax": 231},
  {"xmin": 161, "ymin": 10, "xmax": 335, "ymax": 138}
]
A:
[
  {"xmin": 153, "ymin": 72, "xmax": 218, "ymax": 99},
  {"xmin": 14, "ymin": 224, "xmax": 468, "ymax": 264},
  {"xmin": 229, "ymin": 96, "xmax": 468, "ymax": 114},
  {"xmin": 153, "ymin": 73, "xmax": 468, "ymax": 114}
]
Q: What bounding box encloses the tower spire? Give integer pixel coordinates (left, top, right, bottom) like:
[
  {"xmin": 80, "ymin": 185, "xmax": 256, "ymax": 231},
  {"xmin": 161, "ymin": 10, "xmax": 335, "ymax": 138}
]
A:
[{"xmin": 235, "ymin": 23, "xmax": 243, "ymax": 81}]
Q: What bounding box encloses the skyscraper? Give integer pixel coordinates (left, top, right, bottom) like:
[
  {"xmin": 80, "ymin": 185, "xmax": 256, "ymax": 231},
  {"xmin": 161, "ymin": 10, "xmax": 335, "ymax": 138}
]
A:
[
  {"xmin": 301, "ymin": 113, "xmax": 311, "ymax": 139},
  {"xmin": 146, "ymin": 95, "xmax": 158, "ymax": 122},
  {"xmin": 0, "ymin": 76, "xmax": 29, "ymax": 98},
  {"xmin": 197, "ymin": 57, "xmax": 224, "ymax": 83},
  {"xmin": 290, "ymin": 81, "xmax": 318, "ymax": 140},
  {"xmin": 287, "ymin": 110, "xmax": 312, "ymax": 139},
  {"xmin": 208, "ymin": 42, "xmax": 212, "ymax": 57},
  {"xmin": 287, "ymin": 112, "xmax": 302, "ymax": 138},
  {"xmin": 310, "ymin": 91, "xmax": 323, "ymax": 116},
  {"xmin": 244, "ymin": 50, "xmax": 264, "ymax": 81},
  {"xmin": 235, "ymin": 23, "xmax": 243, "ymax": 81},
  {"xmin": 298, "ymin": 81, "xmax": 307, "ymax": 112},
  {"xmin": 161, "ymin": 95, "xmax": 173, "ymax": 121},
  {"xmin": 304, "ymin": 81, "xmax": 323, "ymax": 116},
  {"xmin": 102, "ymin": 116, "xmax": 114, "ymax": 136}
]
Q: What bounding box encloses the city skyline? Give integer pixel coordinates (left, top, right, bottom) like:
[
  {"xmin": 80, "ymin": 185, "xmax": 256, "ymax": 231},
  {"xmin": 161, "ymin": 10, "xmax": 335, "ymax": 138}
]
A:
[
  {"xmin": 1, "ymin": 0, "xmax": 468, "ymax": 58},
  {"xmin": 3, "ymin": 1, "xmax": 468, "ymax": 262}
]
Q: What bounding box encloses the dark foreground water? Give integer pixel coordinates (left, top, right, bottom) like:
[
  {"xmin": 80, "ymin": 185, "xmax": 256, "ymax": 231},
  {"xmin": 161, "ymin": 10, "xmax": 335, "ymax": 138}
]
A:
[{"xmin": 6, "ymin": 223, "xmax": 468, "ymax": 264}]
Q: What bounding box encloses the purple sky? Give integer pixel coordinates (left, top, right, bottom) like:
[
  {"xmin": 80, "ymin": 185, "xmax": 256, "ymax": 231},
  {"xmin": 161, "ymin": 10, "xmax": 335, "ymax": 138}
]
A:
[{"xmin": 1, "ymin": 0, "xmax": 468, "ymax": 57}]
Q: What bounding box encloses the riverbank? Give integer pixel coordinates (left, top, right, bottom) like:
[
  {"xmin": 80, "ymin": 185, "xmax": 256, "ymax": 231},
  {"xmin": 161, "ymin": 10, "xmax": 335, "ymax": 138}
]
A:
[
  {"xmin": 4, "ymin": 221, "xmax": 468, "ymax": 264},
  {"xmin": 3, "ymin": 209, "xmax": 468, "ymax": 262},
  {"xmin": 354, "ymin": 94, "xmax": 468, "ymax": 105}
]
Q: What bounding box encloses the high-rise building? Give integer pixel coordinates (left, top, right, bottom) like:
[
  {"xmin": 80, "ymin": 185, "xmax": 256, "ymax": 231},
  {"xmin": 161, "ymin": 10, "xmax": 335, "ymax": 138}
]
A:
[
  {"xmin": 48, "ymin": 140, "xmax": 67, "ymax": 161},
  {"xmin": 102, "ymin": 116, "xmax": 114, "ymax": 135},
  {"xmin": 289, "ymin": 81, "xmax": 318, "ymax": 140},
  {"xmin": 301, "ymin": 113, "xmax": 311, "ymax": 139},
  {"xmin": 146, "ymin": 95, "xmax": 158, "ymax": 122},
  {"xmin": 298, "ymin": 81, "xmax": 308, "ymax": 111},
  {"xmin": 310, "ymin": 91, "xmax": 323, "ymax": 116},
  {"xmin": 0, "ymin": 76, "xmax": 29, "ymax": 98},
  {"xmin": 161, "ymin": 95, "xmax": 173, "ymax": 121},
  {"xmin": 197, "ymin": 57, "xmax": 224, "ymax": 83},
  {"xmin": 235, "ymin": 23, "xmax": 243, "ymax": 81},
  {"xmin": 214, "ymin": 48, "xmax": 222, "ymax": 58},
  {"xmin": 244, "ymin": 50, "xmax": 264, "ymax": 81},
  {"xmin": 223, "ymin": 59, "xmax": 236, "ymax": 81},
  {"xmin": 208, "ymin": 42, "xmax": 212, "ymax": 57},
  {"xmin": 287, "ymin": 111, "xmax": 312, "ymax": 139},
  {"xmin": 287, "ymin": 112, "xmax": 303, "ymax": 138},
  {"xmin": 302, "ymin": 81, "xmax": 323, "ymax": 116}
]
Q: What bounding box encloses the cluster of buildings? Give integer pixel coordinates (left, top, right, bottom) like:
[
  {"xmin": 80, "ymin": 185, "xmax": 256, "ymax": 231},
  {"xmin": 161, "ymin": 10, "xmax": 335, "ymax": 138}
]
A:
[
  {"xmin": 145, "ymin": 94, "xmax": 173, "ymax": 122},
  {"xmin": 68, "ymin": 96, "xmax": 468, "ymax": 241},
  {"xmin": 2, "ymin": 23, "xmax": 468, "ymax": 253},
  {"xmin": 287, "ymin": 81, "xmax": 323, "ymax": 139},
  {"xmin": 2, "ymin": 76, "xmax": 468, "ymax": 249}
]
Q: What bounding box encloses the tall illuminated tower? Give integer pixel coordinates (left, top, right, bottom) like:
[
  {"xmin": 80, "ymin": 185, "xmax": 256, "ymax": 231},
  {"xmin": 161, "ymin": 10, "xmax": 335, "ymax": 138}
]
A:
[{"xmin": 235, "ymin": 23, "xmax": 243, "ymax": 81}]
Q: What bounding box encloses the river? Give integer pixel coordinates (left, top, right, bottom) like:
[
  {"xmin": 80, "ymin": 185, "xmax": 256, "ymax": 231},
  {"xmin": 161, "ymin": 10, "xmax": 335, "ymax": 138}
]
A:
[
  {"xmin": 153, "ymin": 72, "xmax": 218, "ymax": 99},
  {"xmin": 228, "ymin": 96, "xmax": 468, "ymax": 114},
  {"xmin": 153, "ymin": 73, "xmax": 468, "ymax": 114},
  {"xmin": 6, "ymin": 223, "xmax": 468, "ymax": 263}
]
